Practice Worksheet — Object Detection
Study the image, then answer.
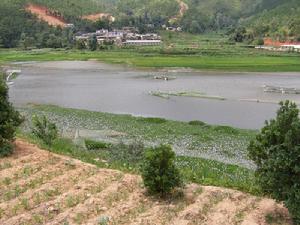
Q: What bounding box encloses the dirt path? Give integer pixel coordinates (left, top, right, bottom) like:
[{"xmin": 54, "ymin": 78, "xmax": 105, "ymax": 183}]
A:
[
  {"xmin": 178, "ymin": 0, "xmax": 189, "ymax": 17},
  {"xmin": 0, "ymin": 140, "xmax": 292, "ymax": 225}
]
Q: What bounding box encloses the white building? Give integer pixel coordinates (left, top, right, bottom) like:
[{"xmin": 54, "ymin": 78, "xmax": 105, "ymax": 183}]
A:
[
  {"xmin": 123, "ymin": 40, "xmax": 162, "ymax": 46},
  {"xmin": 281, "ymin": 44, "xmax": 300, "ymax": 52}
]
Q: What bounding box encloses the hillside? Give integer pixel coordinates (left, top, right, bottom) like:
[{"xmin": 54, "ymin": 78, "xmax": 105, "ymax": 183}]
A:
[
  {"xmin": 28, "ymin": 0, "xmax": 115, "ymax": 20},
  {"xmin": 244, "ymin": 0, "xmax": 300, "ymax": 40},
  {"xmin": 0, "ymin": 140, "xmax": 292, "ymax": 225},
  {"xmin": 0, "ymin": 0, "xmax": 300, "ymax": 49},
  {"xmin": 28, "ymin": 0, "xmax": 300, "ymax": 40}
]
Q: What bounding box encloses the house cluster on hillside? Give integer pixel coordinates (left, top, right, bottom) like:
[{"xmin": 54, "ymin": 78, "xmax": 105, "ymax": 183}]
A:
[
  {"xmin": 75, "ymin": 27, "xmax": 162, "ymax": 47},
  {"xmin": 255, "ymin": 38, "xmax": 300, "ymax": 53}
]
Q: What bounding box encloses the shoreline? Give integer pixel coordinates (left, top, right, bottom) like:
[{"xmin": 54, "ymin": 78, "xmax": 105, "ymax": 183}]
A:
[{"xmin": 1, "ymin": 49, "xmax": 300, "ymax": 72}]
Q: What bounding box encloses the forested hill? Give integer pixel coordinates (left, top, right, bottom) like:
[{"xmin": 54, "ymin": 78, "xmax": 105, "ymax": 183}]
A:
[
  {"xmin": 24, "ymin": 0, "xmax": 300, "ymax": 37},
  {"xmin": 243, "ymin": 0, "xmax": 300, "ymax": 41},
  {"xmin": 0, "ymin": 0, "xmax": 299, "ymax": 48}
]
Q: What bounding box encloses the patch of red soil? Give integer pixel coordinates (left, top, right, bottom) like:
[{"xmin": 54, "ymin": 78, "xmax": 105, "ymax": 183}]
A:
[
  {"xmin": 25, "ymin": 4, "xmax": 67, "ymax": 27},
  {"xmin": 264, "ymin": 38, "xmax": 300, "ymax": 47}
]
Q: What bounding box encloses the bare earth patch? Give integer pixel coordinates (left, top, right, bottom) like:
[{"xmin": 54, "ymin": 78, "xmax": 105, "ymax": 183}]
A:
[
  {"xmin": 82, "ymin": 13, "xmax": 115, "ymax": 22},
  {"xmin": 25, "ymin": 4, "xmax": 67, "ymax": 27},
  {"xmin": 0, "ymin": 140, "xmax": 292, "ymax": 225}
]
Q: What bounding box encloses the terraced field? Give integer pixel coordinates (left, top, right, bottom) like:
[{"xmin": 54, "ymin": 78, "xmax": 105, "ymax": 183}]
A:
[{"xmin": 0, "ymin": 140, "xmax": 292, "ymax": 225}]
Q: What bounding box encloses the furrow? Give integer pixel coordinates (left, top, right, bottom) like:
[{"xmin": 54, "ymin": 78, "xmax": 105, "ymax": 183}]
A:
[
  {"xmin": 0, "ymin": 158, "xmax": 78, "ymax": 204},
  {"xmin": 201, "ymin": 190, "xmax": 251, "ymax": 225},
  {"xmin": 4, "ymin": 170, "xmax": 123, "ymax": 225},
  {"xmin": 0, "ymin": 152, "xmax": 55, "ymax": 179},
  {"xmin": 84, "ymin": 176, "xmax": 145, "ymax": 225},
  {"xmin": 167, "ymin": 186, "xmax": 218, "ymax": 225},
  {"xmin": 0, "ymin": 165, "xmax": 95, "ymax": 221},
  {"xmin": 47, "ymin": 173, "xmax": 136, "ymax": 225},
  {"xmin": 0, "ymin": 155, "xmax": 62, "ymax": 193},
  {"xmin": 241, "ymin": 199, "xmax": 292, "ymax": 225}
]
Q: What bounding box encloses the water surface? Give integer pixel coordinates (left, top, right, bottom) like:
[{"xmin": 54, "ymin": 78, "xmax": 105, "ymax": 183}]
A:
[{"xmin": 9, "ymin": 61, "xmax": 300, "ymax": 129}]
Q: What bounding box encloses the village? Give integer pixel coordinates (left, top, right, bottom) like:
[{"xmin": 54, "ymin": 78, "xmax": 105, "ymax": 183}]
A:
[{"xmin": 75, "ymin": 26, "xmax": 164, "ymax": 47}]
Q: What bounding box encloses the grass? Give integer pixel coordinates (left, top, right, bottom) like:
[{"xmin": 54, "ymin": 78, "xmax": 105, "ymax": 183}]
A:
[
  {"xmin": 85, "ymin": 139, "xmax": 111, "ymax": 150},
  {"xmin": 0, "ymin": 32, "xmax": 300, "ymax": 72},
  {"xmin": 18, "ymin": 128, "xmax": 260, "ymax": 195},
  {"xmin": 0, "ymin": 50, "xmax": 299, "ymax": 72},
  {"xmin": 15, "ymin": 103, "xmax": 261, "ymax": 194}
]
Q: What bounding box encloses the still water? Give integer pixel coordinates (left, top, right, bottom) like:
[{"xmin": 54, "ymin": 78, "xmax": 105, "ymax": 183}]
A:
[{"xmin": 8, "ymin": 61, "xmax": 300, "ymax": 129}]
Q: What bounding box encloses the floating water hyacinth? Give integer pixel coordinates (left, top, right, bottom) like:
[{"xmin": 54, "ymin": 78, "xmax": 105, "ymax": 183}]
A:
[{"xmin": 19, "ymin": 105, "xmax": 256, "ymax": 169}]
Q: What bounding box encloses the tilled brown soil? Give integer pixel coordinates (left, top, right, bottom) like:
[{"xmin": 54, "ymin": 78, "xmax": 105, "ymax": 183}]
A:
[{"xmin": 0, "ymin": 140, "xmax": 292, "ymax": 225}]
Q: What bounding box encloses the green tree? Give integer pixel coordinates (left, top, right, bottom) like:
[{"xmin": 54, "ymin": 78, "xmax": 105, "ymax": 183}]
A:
[
  {"xmin": 19, "ymin": 33, "xmax": 35, "ymax": 50},
  {"xmin": 0, "ymin": 77, "xmax": 23, "ymax": 157},
  {"xmin": 76, "ymin": 39, "xmax": 87, "ymax": 50},
  {"xmin": 231, "ymin": 26, "xmax": 247, "ymax": 42},
  {"xmin": 46, "ymin": 34, "xmax": 62, "ymax": 48},
  {"xmin": 88, "ymin": 35, "xmax": 97, "ymax": 51},
  {"xmin": 248, "ymin": 100, "xmax": 300, "ymax": 224},
  {"xmin": 141, "ymin": 145, "xmax": 183, "ymax": 196}
]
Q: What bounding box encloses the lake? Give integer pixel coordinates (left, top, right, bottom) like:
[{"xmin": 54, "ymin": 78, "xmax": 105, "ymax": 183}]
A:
[{"xmin": 8, "ymin": 61, "xmax": 300, "ymax": 129}]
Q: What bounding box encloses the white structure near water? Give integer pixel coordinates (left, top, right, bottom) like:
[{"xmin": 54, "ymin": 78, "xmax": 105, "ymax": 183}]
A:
[{"xmin": 123, "ymin": 40, "xmax": 161, "ymax": 46}]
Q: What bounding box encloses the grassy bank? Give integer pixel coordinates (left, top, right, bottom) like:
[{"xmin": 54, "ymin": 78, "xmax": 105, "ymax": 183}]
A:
[
  {"xmin": 1, "ymin": 48, "xmax": 300, "ymax": 72},
  {"xmin": 17, "ymin": 132, "xmax": 259, "ymax": 195},
  {"xmin": 1, "ymin": 32, "xmax": 300, "ymax": 72},
  {"xmin": 17, "ymin": 104, "xmax": 260, "ymax": 194},
  {"xmin": 19, "ymin": 104, "xmax": 256, "ymax": 168}
]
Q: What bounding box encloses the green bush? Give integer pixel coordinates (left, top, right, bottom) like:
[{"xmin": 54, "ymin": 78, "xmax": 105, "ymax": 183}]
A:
[
  {"xmin": 139, "ymin": 117, "xmax": 167, "ymax": 124},
  {"xmin": 141, "ymin": 145, "xmax": 183, "ymax": 196},
  {"xmin": 212, "ymin": 125, "xmax": 239, "ymax": 134},
  {"xmin": 0, "ymin": 78, "xmax": 22, "ymax": 157},
  {"xmin": 255, "ymin": 38, "xmax": 264, "ymax": 46},
  {"xmin": 188, "ymin": 120, "xmax": 207, "ymax": 126},
  {"xmin": 109, "ymin": 141, "xmax": 145, "ymax": 164},
  {"xmin": 31, "ymin": 115, "xmax": 58, "ymax": 146},
  {"xmin": 85, "ymin": 139, "xmax": 111, "ymax": 150},
  {"xmin": 248, "ymin": 100, "xmax": 300, "ymax": 224}
]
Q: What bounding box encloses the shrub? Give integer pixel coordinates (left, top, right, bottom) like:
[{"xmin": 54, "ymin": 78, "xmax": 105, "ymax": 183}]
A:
[
  {"xmin": 85, "ymin": 139, "xmax": 111, "ymax": 150},
  {"xmin": 139, "ymin": 117, "xmax": 167, "ymax": 124},
  {"xmin": 0, "ymin": 78, "xmax": 23, "ymax": 157},
  {"xmin": 141, "ymin": 145, "xmax": 183, "ymax": 196},
  {"xmin": 108, "ymin": 141, "xmax": 144, "ymax": 164},
  {"xmin": 188, "ymin": 120, "xmax": 206, "ymax": 126},
  {"xmin": 248, "ymin": 100, "xmax": 300, "ymax": 224},
  {"xmin": 213, "ymin": 125, "xmax": 239, "ymax": 134},
  {"xmin": 31, "ymin": 115, "xmax": 58, "ymax": 146},
  {"xmin": 255, "ymin": 38, "xmax": 264, "ymax": 46}
]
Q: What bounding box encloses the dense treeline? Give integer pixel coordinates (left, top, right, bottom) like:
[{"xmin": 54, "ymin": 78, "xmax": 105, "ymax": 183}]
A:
[
  {"xmin": 30, "ymin": 0, "xmax": 115, "ymax": 21},
  {"xmin": 0, "ymin": 0, "xmax": 76, "ymax": 48},
  {"xmin": 0, "ymin": 0, "xmax": 110, "ymax": 48},
  {"xmin": 0, "ymin": 0, "xmax": 300, "ymax": 49},
  {"xmin": 243, "ymin": 0, "xmax": 300, "ymax": 42}
]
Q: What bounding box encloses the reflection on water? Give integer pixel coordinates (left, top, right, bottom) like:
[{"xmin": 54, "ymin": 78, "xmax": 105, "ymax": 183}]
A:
[{"xmin": 9, "ymin": 61, "xmax": 300, "ymax": 129}]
